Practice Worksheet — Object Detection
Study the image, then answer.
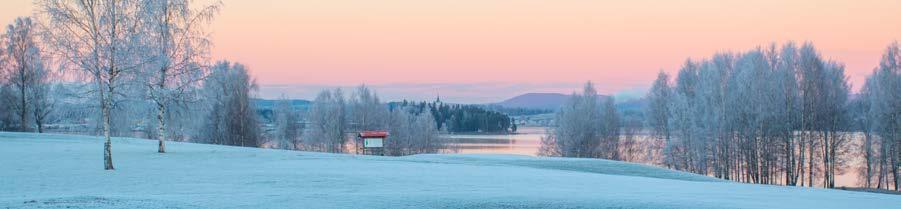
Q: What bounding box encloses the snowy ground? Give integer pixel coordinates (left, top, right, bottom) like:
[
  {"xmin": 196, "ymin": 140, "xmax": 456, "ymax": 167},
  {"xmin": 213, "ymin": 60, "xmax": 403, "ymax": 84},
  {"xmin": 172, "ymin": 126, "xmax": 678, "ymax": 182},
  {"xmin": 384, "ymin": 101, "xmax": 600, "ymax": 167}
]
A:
[{"xmin": 1, "ymin": 132, "xmax": 899, "ymax": 209}]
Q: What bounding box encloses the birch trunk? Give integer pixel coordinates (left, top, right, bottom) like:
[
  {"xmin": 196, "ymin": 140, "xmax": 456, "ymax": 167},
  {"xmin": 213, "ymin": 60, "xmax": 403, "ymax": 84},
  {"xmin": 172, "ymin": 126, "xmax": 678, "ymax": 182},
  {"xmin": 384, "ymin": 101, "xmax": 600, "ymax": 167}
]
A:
[
  {"xmin": 157, "ymin": 101, "xmax": 167, "ymax": 153},
  {"xmin": 102, "ymin": 83, "xmax": 114, "ymax": 170}
]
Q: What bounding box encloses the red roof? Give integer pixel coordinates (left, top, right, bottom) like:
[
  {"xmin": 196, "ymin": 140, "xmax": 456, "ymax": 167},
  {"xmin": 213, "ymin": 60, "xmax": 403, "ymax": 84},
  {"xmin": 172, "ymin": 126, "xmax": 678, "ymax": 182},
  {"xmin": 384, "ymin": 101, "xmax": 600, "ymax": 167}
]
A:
[{"xmin": 359, "ymin": 131, "xmax": 389, "ymax": 138}]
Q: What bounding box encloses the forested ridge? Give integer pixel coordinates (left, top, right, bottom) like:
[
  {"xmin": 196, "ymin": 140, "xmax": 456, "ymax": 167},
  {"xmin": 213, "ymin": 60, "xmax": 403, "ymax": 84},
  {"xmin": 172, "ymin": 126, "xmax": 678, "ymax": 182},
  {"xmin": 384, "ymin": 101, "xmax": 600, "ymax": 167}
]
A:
[{"xmin": 391, "ymin": 100, "xmax": 516, "ymax": 133}]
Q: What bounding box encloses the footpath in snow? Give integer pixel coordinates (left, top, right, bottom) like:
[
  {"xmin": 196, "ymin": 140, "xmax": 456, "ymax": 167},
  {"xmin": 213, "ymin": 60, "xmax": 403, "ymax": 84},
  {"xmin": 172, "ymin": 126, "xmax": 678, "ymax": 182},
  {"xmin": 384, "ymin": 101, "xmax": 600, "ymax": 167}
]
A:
[{"xmin": 1, "ymin": 132, "xmax": 899, "ymax": 209}]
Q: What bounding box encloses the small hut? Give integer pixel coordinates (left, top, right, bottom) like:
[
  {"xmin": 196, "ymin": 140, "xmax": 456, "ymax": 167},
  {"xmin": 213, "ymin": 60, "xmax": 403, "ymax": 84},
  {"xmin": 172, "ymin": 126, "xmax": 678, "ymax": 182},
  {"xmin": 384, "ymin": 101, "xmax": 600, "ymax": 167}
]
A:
[{"xmin": 358, "ymin": 131, "xmax": 389, "ymax": 155}]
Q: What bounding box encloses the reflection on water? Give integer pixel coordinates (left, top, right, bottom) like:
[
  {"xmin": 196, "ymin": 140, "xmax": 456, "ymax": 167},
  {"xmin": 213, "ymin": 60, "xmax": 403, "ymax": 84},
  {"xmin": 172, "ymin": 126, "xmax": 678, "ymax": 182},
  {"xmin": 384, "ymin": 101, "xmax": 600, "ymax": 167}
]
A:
[
  {"xmin": 443, "ymin": 127, "xmax": 868, "ymax": 188},
  {"xmin": 441, "ymin": 127, "xmax": 545, "ymax": 156}
]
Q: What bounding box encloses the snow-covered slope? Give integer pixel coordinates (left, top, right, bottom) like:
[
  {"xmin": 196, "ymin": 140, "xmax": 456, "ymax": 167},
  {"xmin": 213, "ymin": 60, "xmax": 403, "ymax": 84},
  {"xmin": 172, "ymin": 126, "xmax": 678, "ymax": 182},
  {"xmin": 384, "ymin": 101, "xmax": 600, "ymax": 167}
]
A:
[{"xmin": 1, "ymin": 132, "xmax": 898, "ymax": 209}]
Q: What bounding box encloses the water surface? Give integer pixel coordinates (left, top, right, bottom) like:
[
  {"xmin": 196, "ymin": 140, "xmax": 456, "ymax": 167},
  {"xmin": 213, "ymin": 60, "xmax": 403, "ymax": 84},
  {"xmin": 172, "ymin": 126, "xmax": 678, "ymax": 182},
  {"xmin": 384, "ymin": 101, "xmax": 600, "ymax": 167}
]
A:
[
  {"xmin": 441, "ymin": 127, "xmax": 545, "ymax": 156},
  {"xmin": 443, "ymin": 128, "xmax": 868, "ymax": 188}
]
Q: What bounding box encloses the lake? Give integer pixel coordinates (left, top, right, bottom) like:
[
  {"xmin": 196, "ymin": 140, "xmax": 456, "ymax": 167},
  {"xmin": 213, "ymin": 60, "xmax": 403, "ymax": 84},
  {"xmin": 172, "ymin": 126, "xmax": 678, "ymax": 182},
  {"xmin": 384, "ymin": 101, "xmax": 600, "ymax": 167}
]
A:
[
  {"xmin": 441, "ymin": 126, "xmax": 546, "ymax": 156},
  {"xmin": 442, "ymin": 128, "xmax": 867, "ymax": 188}
]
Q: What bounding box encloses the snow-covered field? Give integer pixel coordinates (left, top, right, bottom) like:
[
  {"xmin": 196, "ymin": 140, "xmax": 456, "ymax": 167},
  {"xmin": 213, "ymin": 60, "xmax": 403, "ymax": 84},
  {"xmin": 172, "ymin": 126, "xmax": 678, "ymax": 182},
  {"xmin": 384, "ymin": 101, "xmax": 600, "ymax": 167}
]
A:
[{"xmin": 1, "ymin": 132, "xmax": 899, "ymax": 209}]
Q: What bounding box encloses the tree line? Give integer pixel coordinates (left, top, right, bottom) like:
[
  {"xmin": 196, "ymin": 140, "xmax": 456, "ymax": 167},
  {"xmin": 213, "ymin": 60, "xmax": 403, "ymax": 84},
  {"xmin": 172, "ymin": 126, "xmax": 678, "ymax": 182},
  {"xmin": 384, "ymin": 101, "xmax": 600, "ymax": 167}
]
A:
[
  {"xmin": 541, "ymin": 41, "xmax": 901, "ymax": 191},
  {"xmin": 391, "ymin": 100, "xmax": 516, "ymax": 133},
  {"xmin": 646, "ymin": 42, "xmax": 852, "ymax": 188},
  {"xmin": 297, "ymin": 85, "xmax": 445, "ymax": 156}
]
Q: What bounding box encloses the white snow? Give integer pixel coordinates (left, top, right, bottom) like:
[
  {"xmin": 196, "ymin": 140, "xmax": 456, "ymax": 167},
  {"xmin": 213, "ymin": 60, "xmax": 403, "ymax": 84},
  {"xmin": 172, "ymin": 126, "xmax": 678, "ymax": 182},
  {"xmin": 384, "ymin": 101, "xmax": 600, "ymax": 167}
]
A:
[{"xmin": 1, "ymin": 132, "xmax": 899, "ymax": 209}]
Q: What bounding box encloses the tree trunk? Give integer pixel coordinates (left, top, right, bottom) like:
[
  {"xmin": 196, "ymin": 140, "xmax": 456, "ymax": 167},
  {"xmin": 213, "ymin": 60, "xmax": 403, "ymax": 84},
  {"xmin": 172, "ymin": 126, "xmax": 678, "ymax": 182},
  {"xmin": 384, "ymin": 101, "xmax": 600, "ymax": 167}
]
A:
[
  {"xmin": 878, "ymin": 143, "xmax": 888, "ymax": 189},
  {"xmin": 829, "ymin": 132, "xmax": 837, "ymax": 188},
  {"xmin": 19, "ymin": 78, "xmax": 28, "ymax": 131},
  {"xmin": 808, "ymin": 133, "xmax": 814, "ymax": 187},
  {"xmin": 799, "ymin": 115, "xmax": 805, "ymax": 187},
  {"xmin": 786, "ymin": 133, "xmax": 797, "ymax": 186},
  {"xmin": 102, "ymin": 85, "xmax": 114, "ymax": 170},
  {"xmin": 823, "ymin": 131, "xmax": 830, "ymax": 188},
  {"xmin": 157, "ymin": 101, "xmax": 166, "ymax": 153},
  {"xmin": 865, "ymin": 132, "xmax": 873, "ymax": 188},
  {"xmin": 890, "ymin": 144, "xmax": 901, "ymax": 190}
]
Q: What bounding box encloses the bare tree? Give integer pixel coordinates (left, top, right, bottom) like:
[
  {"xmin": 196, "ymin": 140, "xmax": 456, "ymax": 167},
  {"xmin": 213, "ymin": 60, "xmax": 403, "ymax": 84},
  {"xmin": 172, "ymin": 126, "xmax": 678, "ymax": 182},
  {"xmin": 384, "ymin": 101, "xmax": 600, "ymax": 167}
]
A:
[
  {"xmin": 0, "ymin": 87, "xmax": 13, "ymax": 131},
  {"xmin": 136, "ymin": 0, "xmax": 221, "ymax": 153},
  {"xmin": 30, "ymin": 80, "xmax": 56, "ymax": 133},
  {"xmin": 384, "ymin": 107, "xmax": 443, "ymax": 156},
  {"xmin": 671, "ymin": 59, "xmax": 701, "ymax": 173},
  {"xmin": 349, "ymin": 85, "xmax": 387, "ymax": 130},
  {"xmin": 646, "ymin": 71, "xmax": 673, "ymax": 167},
  {"xmin": 273, "ymin": 95, "xmax": 300, "ymax": 150},
  {"xmin": 541, "ymin": 82, "xmax": 606, "ymax": 158},
  {"xmin": 0, "ymin": 39, "xmax": 9, "ymax": 131},
  {"xmin": 599, "ymin": 97, "xmax": 620, "ymax": 160},
  {"xmin": 38, "ymin": 0, "xmax": 148, "ymax": 170},
  {"xmin": 348, "ymin": 84, "xmax": 388, "ymax": 152},
  {"xmin": 303, "ymin": 89, "xmax": 347, "ymax": 153},
  {"xmin": 200, "ymin": 61, "xmax": 260, "ymax": 147},
  {"xmin": 3, "ymin": 17, "xmax": 51, "ymax": 132},
  {"xmin": 860, "ymin": 42, "xmax": 901, "ymax": 190},
  {"xmin": 538, "ymin": 128, "xmax": 561, "ymax": 157}
]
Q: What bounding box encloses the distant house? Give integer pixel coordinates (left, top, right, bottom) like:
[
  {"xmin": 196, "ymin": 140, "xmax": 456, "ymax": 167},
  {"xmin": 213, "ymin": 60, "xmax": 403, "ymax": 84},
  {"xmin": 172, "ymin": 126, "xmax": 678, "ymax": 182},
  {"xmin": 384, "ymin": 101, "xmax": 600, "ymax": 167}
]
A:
[{"xmin": 358, "ymin": 131, "xmax": 389, "ymax": 155}]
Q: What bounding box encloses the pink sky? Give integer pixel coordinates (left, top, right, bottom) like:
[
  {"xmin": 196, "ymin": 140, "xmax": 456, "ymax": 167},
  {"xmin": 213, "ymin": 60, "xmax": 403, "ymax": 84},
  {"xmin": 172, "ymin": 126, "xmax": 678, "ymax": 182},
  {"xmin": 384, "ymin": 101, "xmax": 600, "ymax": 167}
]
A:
[{"xmin": 3, "ymin": 0, "xmax": 900, "ymax": 102}]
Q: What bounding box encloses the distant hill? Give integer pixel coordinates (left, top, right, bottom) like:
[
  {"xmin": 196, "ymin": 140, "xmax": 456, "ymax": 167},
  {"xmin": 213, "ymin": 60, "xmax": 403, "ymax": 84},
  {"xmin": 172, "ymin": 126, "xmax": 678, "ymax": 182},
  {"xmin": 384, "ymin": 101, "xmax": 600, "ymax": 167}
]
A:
[
  {"xmin": 494, "ymin": 93, "xmax": 610, "ymax": 110},
  {"xmin": 493, "ymin": 93, "xmax": 569, "ymax": 110}
]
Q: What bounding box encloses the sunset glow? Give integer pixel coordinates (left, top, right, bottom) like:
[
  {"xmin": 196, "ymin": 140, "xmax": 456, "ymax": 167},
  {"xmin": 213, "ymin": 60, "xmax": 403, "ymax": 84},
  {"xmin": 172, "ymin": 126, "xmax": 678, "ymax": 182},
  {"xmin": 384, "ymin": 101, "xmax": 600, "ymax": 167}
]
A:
[
  {"xmin": 3, "ymin": 0, "xmax": 900, "ymax": 102},
  {"xmin": 5, "ymin": 1, "xmax": 901, "ymax": 205}
]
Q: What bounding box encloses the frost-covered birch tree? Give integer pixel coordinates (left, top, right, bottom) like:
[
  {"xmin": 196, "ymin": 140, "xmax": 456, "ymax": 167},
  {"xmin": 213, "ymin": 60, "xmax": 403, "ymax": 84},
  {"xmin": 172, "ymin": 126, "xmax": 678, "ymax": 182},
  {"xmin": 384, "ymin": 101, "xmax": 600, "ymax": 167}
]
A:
[
  {"xmin": 349, "ymin": 85, "xmax": 387, "ymax": 131},
  {"xmin": 37, "ymin": 0, "xmax": 148, "ymax": 170},
  {"xmin": 0, "ymin": 34, "xmax": 8, "ymax": 130},
  {"xmin": 599, "ymin": 96, "xmax": 620, "ymax": 160},
  {"xmin": 670, "ymin": 59, "xmax": 702, "ymax": 172},
  {"xmin": 646, "ymin": 71, "xmax": 673, "ymax": 166},
  {"xmin": 3, "ymin": 17, "xmax": 53, "ymax": 132},
  {"xmin": 200, "ymin": 61, "xmax": 260, "ymax": 147},
  {"xmin": 273, "ymin": 96, "xmax": 300, "ymax": 150},
  {"xmin": 774, "ymin": 43, "xmax": 802, "ymax": 186},
  {"xmin": 384, "ymin": 107, "xmax": 443, "ymax": 156},
  {"xmin": 136, "ymin": 0, "xmax": 221, "ymax": 153},
  {"xmin": 859, "ymin": 42, "xmax": 901, "ymax": 190},
  {"xmin": 698, "ymin": 53, "xmax": 731, "ymax": 180},
  {"xmin": 795, "ymin": 43, "xmax": 851, "ymax": 188},
  {"xmin": 348, "ymin": 85, "xmax": 388, "ymax": 151},
  {"xmin": 540, "ymin": 82, "xmax": 607, "ymax": 158},
  {"xmin": 303, "ymin": 89, "xmax": 347, "ymax": 153}
]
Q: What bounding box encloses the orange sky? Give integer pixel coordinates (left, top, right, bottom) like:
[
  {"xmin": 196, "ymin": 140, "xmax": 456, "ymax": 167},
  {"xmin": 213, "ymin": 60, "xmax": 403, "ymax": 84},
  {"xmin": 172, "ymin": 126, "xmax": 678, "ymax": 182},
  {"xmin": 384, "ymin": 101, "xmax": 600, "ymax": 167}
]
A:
[{"xmin": 2, "ymin": 0, "xmax": 900, "ymax": 102}]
